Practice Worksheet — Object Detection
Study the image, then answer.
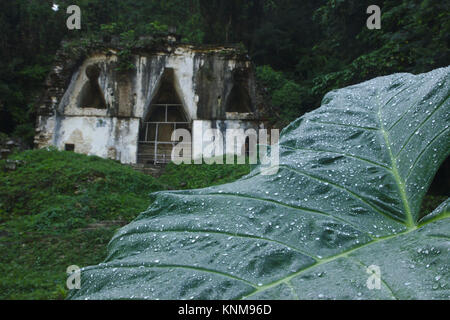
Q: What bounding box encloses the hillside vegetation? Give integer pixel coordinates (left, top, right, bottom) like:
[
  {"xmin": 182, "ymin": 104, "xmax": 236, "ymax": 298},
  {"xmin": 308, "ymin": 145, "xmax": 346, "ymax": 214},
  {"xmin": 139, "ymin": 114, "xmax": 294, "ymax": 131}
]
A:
[{"xmin": 0, "ymin": 149, "xmax": 250, "ymax": 299}]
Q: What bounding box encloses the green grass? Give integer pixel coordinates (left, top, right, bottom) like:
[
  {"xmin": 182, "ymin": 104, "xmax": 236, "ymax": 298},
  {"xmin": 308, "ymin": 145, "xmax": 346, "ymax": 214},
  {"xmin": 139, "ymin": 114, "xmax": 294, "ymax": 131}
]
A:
[
  {"xmin": 158, "ymin": 157, "xmax": 251, "ymax": 190},
  {"xmin": 0, "ymin": 149, "xmax": 250, "ymax": 299}
]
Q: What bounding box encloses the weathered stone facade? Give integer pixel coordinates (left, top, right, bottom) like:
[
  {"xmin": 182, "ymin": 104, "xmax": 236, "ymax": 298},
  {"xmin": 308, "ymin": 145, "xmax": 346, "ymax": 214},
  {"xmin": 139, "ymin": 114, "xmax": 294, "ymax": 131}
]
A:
[{"xmin": 35, "ymin": 38, "xmax": 270, "ymax": 164}]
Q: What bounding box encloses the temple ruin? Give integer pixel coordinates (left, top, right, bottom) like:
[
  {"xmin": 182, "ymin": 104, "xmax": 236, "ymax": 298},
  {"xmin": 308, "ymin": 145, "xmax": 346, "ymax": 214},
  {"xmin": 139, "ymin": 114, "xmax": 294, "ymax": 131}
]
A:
[{"xmin": 34, "ymin": 37, "xmax": 270, "ymax": 165}]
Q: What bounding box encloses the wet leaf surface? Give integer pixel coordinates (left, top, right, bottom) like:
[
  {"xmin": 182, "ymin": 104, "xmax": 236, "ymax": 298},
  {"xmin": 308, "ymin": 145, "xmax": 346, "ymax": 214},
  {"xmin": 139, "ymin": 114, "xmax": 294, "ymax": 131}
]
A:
[{"xmin": 70, "ymin": 67, "xmax": 449, "ymax": 300}]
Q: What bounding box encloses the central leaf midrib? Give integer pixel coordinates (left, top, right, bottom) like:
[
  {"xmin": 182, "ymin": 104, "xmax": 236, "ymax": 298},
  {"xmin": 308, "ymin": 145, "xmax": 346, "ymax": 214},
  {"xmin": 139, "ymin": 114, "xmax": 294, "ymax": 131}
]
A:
[
  {"xmin": 237, "ymin": 202, "xmax": 449, "ymax": 300},
  {"xmin": 377, "ymin": 108, "xmax": 415, "ymax": 228},
  {"xmin": 239, "ymin": 93, "xmax": 435, "ymax": 299}
]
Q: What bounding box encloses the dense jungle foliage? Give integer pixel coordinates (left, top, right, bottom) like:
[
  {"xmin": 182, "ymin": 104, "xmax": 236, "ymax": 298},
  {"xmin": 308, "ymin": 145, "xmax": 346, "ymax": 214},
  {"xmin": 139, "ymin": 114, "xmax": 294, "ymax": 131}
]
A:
[{"xmin": 0, "ymin": 0, "xmax": 448, "ymax": 142}]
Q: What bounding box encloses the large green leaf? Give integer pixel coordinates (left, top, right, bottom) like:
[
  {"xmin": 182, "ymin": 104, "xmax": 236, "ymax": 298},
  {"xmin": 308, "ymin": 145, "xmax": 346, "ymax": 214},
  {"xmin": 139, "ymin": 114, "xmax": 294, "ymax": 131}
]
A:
[{"xmin": 70, "ymin": 67, "xmax": 450, "ymax": 300}]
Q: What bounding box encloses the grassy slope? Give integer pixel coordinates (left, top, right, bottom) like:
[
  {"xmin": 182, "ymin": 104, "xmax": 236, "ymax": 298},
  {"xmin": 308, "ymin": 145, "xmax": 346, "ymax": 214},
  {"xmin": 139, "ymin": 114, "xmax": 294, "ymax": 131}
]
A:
[{"xmin": 0, "ymin": 149, "xmax": 250, "ymax": 299}]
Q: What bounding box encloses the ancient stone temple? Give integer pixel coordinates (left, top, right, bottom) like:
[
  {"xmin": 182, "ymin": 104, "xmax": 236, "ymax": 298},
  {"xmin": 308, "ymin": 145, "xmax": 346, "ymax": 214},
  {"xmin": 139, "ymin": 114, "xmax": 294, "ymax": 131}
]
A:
[{"xmin": 34, "ymin": 37, "xmax": 270, "ymax": 164}]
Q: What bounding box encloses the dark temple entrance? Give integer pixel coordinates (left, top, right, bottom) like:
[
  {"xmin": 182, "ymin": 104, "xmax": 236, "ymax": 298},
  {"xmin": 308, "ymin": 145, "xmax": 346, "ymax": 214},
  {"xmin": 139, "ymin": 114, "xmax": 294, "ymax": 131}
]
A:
[{"xmin": 138, "ymin": 70, "xmax": 191, "ymax": 164}]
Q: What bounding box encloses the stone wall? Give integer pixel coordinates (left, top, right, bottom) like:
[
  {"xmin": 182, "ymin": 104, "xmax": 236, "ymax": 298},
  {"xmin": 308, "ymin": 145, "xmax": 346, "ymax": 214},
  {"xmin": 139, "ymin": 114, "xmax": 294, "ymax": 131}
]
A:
[{"xmin": 35, "ymin": 40, "xmax": 270, "ymax": 164}]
